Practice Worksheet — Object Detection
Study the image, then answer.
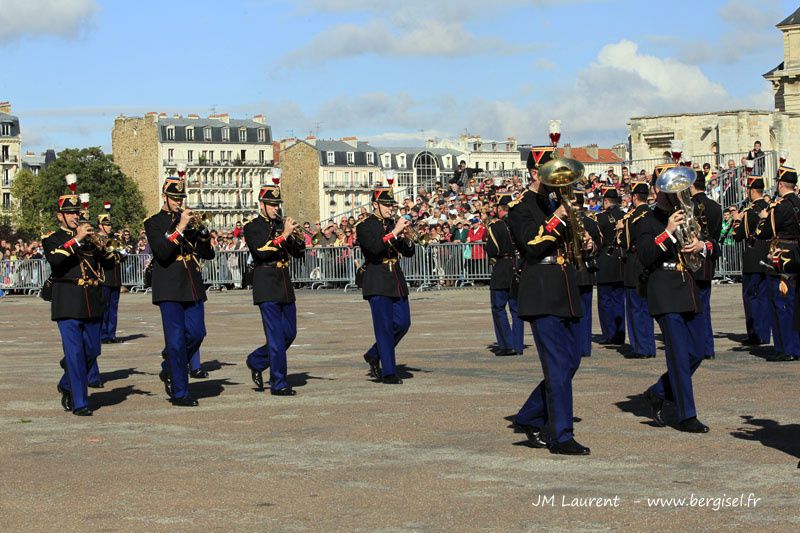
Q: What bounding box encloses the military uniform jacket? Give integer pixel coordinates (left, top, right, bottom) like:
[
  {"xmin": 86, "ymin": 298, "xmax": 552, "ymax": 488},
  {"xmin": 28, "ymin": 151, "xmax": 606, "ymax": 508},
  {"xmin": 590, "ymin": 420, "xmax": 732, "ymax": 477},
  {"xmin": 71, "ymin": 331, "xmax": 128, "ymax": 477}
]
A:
[
  {"xmin": 507, "ymin": 189, "xmax": 583, "ymax": 319},
  {"xmin": 595, "ymin": 206, "xmax": 625, "ymax": 284},
  {"xmin": 43, "ymin": 228, "xmax": 106, "ymax": 321},
  {"xmin": 618, "ymin": 204, "xmax": 650, "ymax": 288},
  {"xmin": 356, "ymin": 214, "xmax": 415, "ymax": 299},
  {"xmin": 755, "ymin": 192, "xmax": 800, "ymax": 277},
  {"xmin": 576, "ymin": 212, "xmax": 601, "ymax": 288},
  {"xmin": 486, "ymin": 219, "xmax": 516, "ymax": 290},
  {"xmin": 634, "ymin": 207, "xmax": 700, "ymax": 316},
  {"xmin": 243, "ymin": 215, "xmax": 306, "ymax": 304},
  {"xmin": 732, "ymin": 197, "xmax": 770, "ymax": 274},
  {"xmin": 692, "ymin": 192, "xmax": 722, "ymax": 282},
  {"xmin": 144, "ymin": 210, "xmax": 215, "ymax": 304}
]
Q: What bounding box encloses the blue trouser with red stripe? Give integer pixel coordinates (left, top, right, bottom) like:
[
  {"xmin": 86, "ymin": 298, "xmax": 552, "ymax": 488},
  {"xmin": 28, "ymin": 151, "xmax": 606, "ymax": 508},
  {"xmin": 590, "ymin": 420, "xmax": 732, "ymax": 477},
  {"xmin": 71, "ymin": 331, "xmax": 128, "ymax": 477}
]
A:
[
  {"xmin": 247, "ymin": 302, "xmax": 297, "ymax": 392},
  {"xmin": 159, "ymin": 301, "xmax": 206, "ymax": 399},
  {"xmin": 57, "ymin": 318, "xmax": 102, "ymax": 411},
  {"xmin": 768, "ymin": 275, "xmax": 800, "ymax": 356},
  {"xmin": 578, "ymin": 286, "xmax": 593, "ymax": 357},
  {"xmin": 742, "ymin": 273, "xmax": 770, "ymax": 344},
  {"xmin": 597, "ymin": 283, "xmax": 625, "ymax": 343},
  {"xmin": 365, "ymin": 296, "xmax": 411, "ymax": 378},
  {"xmin": 625, "ymin": 288, "xmax": 655, "ymax": 357},
  {"xmin": 515, "ymin": 315, "xmax": 582, "ymax": 444}
]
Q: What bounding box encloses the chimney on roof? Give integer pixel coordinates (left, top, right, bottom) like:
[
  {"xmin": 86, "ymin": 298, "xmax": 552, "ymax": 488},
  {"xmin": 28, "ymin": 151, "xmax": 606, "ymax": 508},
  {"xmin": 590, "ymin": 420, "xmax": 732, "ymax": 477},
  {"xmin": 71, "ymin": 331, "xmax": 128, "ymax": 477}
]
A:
[
  {"xmin": 216, "ymin": 113, "xmax": 230, "ymax": 124},
  {"xmin": 0, "ymin": 101, "xmax": 10, "ymax": 114},
  {"xmin": 173, "ymin": 113, "xmax": 181, "ymax": 119},
  {"xmin": 563, "ymin": 144, "xmax": 572, "ymax": 158},
  {"xmin": 188, "ymin": 114, "xmax": 199, "ymax": 119},
  {"xmin": 586, "ymin": 144, "xmax": 599, "ymax": 160},
  {"xmin": 253, "ymin": 114, "xmax": 265, "ymax": 124},
  {"xmin": 158, "ymin": 112, "xmax": 167, "ymax": 118},
  {"xmin": 341, "ymin": 136, "xmax": 358, "ymax": 148}
]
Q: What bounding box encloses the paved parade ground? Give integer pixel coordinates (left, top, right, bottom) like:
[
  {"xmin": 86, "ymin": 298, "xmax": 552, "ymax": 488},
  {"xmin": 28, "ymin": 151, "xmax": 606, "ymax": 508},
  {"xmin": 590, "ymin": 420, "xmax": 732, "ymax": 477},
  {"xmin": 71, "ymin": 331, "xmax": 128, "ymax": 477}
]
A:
[{"xmin": 0, "ymin": 285, "xmax": 798, "ymax": 531}]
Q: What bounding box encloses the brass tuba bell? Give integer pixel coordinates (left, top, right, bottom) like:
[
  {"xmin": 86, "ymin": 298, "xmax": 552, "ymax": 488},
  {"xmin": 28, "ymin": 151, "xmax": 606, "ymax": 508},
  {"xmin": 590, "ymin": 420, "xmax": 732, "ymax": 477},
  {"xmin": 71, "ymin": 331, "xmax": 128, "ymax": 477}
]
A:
[{"xmin": 537, "ymin": 155, "xmax": 587, "ymax": 267}]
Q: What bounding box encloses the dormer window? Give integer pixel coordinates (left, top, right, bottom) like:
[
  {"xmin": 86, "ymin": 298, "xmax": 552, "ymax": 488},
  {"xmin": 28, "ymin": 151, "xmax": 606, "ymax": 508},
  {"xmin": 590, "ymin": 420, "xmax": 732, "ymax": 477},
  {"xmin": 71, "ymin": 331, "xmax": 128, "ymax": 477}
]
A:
[
  {"xmin": 257, "ymin": 128, "xmax": 266, "ymax": 142},
  {"xmin": 166, "ymin": 126, "xmax": 175, "ymax": 140},
  {"xmin": 222, "ymin": 127, "xmax": 230, "ymax": 142},
  {"xmin": 186, "ymin": 127, "xmax": 194, "ymax": 141},
  {"xmin": 347, "ymin": 152, "xmax": 355, "ymax": 165},
  {"xmin": 398, "ymin": 155, "xmax": 406, "ymax": 169},
  {"xmin": 204, "ymin": 127, "xmax": 212, "ymax": 141},
  {"xmin": 492, "ymin": 143, "xmax": 497, "ymax": 152},
  {"xmin": 0, "ymin": 123, "xmax": 10, "ymax": 136},
  {"xmin": 239, "ymin": 128, "xmax": 247, "ymax": 142},
  {"xmin": 327, "ymin": 151, "xmax": 335, "ymax": 165},
  {"xmin": 383, "ymin": 154, "xmax": 391, "ymax": 167},
  {"xmin": 366, "ymin": 152, "xmax": 374, "ymax": 165}
]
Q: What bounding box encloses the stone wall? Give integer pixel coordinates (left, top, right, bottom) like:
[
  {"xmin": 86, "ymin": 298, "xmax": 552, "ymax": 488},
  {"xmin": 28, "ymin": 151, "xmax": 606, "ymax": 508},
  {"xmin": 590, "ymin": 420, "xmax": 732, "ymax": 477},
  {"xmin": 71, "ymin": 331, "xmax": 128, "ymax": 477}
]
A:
[
  {"xmin": 111, "ymin": 116, "xmax": 160, "ymax": 216},
  {"xmin": 281, "ymin": 141, "xmax": 321, "ymax": 224}
]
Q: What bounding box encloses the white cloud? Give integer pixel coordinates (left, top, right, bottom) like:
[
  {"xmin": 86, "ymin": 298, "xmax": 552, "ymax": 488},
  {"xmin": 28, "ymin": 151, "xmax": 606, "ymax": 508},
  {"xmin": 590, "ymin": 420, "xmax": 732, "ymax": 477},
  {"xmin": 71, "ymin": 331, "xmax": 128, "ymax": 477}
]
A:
[
  {"xmin": 279, "ymin": 0, "xmax": 590, "ymax": 65},
  {"xmin": 675, "ymin": 0, "xmax": 783, "ymax": 64},
  {"xmin": 0, "ymin": 0, "xmax": 99, "ymax": 43}
]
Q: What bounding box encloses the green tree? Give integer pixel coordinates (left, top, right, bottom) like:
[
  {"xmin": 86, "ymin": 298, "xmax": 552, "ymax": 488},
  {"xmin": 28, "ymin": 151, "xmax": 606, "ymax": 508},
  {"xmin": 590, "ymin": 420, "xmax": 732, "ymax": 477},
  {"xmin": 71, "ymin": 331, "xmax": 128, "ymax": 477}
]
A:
[{"xmin": 11, "ymin": 147, "xmax": 146, "ymax": 235}]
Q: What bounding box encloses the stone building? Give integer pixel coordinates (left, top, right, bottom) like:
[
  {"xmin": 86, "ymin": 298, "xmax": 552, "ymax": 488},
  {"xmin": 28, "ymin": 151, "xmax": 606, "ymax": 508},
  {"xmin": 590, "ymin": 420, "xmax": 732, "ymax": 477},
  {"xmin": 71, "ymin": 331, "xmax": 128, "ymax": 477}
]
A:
[
  {"xmin": 0, "ymin": 102, "xmax": 21, "ymax": 213},
  {"xmin": 628, "ymin": 7, "xmax": 800, "ymax": 179},
  {"xmin": 281, "ymin": 136, "xmax": 460, "ymax": 224},
  {"xmin": 20, "ymin": 149, "xmax": 56, "ymax": 176},
  {"xmin": 112, "ymin": 112, "xmax": 274, "ymax": 228},
  {"xmin": 427, "ymin": 134, "xmax": 520, "ymax": 173}
]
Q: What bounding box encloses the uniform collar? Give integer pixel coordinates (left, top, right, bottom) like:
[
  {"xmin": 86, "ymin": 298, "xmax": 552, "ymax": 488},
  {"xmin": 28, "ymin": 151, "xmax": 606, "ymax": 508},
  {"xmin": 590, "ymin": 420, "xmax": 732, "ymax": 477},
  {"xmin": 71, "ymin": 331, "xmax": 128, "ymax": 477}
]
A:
[{"xmin": 60, "ymin": 226, "xmax": 74, "ymax": 237}]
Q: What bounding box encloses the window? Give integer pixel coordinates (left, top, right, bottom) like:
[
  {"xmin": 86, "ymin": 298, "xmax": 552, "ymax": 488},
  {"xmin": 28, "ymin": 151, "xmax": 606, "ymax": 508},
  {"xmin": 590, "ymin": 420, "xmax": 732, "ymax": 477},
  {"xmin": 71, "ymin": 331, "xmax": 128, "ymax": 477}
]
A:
[
  {"xmin": 2, "ymin": 193, "xmax": 9, "ymax": 209},
  {"xmin": 367, "ymin": 152, "xmax": 374, "ymax": 165},
  {"xmin": 2, "ymin": 168, "xmax": 9, "ymax": 186},
  {"xmin": 259, "ymin": 149, "xmax": 265, "ymax": 163},
  {"xmin": 208, "ymin": 151, "xmax": 214, "ymax": 162},
  {"xmin": 222, "ymin": 128, "xmax": 230, "ymax": 142},
  {"xmin": 204, "ymin": 127, "xmax": 212, "ymax": 141},
  {"xmin": 1, "ymin": 123, "xmax": 11, "ymax": 136},
  {"xmin": 327, "ymin": 151, "xmax": 335, "ymax": 165},
  {"xmin": 186, "ymin": 127, "xmax": 194, "ymax": 141},
  {"xmin": 240, "ymin": 149, "xmax": 246, "ymax": 161},
  {"xmin": 347, "ymin": 152, "xmax": 355, "ymax": 165},
  {"xmin": 398, "ymin": 155, "xmax": 406, "ymax": 169},
  {"xmin": 166, "ymin": 127, "xmax": 175, "ymax": 140},
  {"xmin": 188, "ymin": 150, "xmax": 193, "ymax": 163},
  {"xmin": 201, "ymin": 150, "xmax": 207, "ymax": 162},
  {"xmin": 501, "ymin": 162, "xmax": 505, "ymax": 170},
  {"xmin": 168, "ymin": 148, "xmax": 174, "ymax": 161},
  {"xmin": 239, "ymin": 128, "xmax": 247, "ymax": 142},
  {"xmin": 257, "ymin": 128, "xmax": 266, "ymax": 143},
  {"xmin": 383, "ymin": 154, "xmax": 391, "ymax": 167},
  {"xmin": 492, "ymin": 143, "xmax": 497, "ymax": 152},
  {"xmin": 221, "ymin": 150, "xmax": 228, "ymax": 162}
]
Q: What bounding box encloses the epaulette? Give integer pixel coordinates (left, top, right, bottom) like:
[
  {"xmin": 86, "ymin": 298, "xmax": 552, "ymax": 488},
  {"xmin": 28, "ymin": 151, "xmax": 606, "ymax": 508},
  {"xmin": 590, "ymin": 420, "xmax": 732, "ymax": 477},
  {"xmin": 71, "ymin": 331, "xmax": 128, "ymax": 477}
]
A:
[
  {"xmin": 770, "ymin": 197, "xmax": 783, "ymax": 208},
  {"xmin": 631, "ymin": 211, "xmax": 648, "ymax": 224},
  {"xmin": 584, "ymin": 211, "xmax": 597, "ymax": 221},
  {"xmin": 41, "ymin": 230, "xmax": 55, "ymax": 239},
  {"xmin": 242, "ymin": 217, "xmax": 255, "ymax": 227},
  {"xmin": 507, "ymin": 190, "xmax": 528, "ymax": 209}
]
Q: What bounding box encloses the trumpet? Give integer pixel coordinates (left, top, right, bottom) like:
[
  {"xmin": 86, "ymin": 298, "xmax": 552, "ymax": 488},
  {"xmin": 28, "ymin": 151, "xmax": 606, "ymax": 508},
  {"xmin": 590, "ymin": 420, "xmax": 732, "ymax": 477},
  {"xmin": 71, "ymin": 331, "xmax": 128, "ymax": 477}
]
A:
[{"xmin": 178, "ymin": 208, "xmax": 211, "ymax": 232}]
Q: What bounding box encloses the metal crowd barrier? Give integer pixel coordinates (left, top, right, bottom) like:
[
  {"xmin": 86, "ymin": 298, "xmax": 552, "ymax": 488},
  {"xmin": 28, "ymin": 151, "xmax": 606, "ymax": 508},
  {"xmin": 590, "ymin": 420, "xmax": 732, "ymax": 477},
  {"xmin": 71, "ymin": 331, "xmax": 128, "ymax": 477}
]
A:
[
  {"xmin": 0, "ymin": 241, "xmax": 754, "ymax": 295},
  {"xmin": 0, "ymin": 258, "xmax": 50, "ymax": 295}
]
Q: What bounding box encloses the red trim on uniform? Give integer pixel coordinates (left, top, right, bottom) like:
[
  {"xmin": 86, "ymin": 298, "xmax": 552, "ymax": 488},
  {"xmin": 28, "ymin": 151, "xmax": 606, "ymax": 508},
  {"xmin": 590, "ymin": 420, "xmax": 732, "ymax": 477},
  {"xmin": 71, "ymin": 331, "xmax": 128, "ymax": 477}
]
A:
[
  {"xmin": 62, "ymin": 239, "xmax": 76, "ymax": 249},
  {"xmin": 382, "ymin": 233, "xmax": 395, "ymax": 244},
  {"xmin": 654, "ymin": 232, "xmax": 669, "ymax": 246},
  {"xmin": 273, "ymin": 235, "xmax": 286, "ymax": 247},
  {"xmin": 773, "ymin": 254, "xmax": 781, "ymax": 270},
  {"xmin": 705, "ymin": 241, "xmax": 713, "ymax": 251},
  {"xmin": 167, "ymin": 231, "xmax": 181, "ymax": 243},
  {"xmin": 545, "ymin": 216, "xmax": 560, "ymax": 233}
]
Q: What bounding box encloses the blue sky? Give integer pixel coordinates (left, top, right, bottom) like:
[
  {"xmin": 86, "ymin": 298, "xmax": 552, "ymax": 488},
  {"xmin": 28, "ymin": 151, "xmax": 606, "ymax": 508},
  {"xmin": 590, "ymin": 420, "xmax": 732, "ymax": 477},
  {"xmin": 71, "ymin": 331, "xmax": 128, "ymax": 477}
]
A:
[{"xmin": 0, "ymin": 0, "xmax": 794, "ymax": 153}]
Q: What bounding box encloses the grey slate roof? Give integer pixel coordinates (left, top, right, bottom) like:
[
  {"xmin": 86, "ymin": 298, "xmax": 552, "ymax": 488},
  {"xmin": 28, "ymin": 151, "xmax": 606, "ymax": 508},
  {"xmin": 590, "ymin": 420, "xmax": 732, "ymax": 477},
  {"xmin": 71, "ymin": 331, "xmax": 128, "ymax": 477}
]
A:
[
  {"xmin": 314, "ymin": 140, "xmax": 461, "ymax": 173},
  {"xmin": 0, "ymin": 112, "xmax": 21, "ymax": 137},
  {"xmin": 156, "ymin": 117, "xmax": 272, "ymax": 144},
  {"xmin": 778, "ymin": 7, "xmax": 800, "ymax": 27}
]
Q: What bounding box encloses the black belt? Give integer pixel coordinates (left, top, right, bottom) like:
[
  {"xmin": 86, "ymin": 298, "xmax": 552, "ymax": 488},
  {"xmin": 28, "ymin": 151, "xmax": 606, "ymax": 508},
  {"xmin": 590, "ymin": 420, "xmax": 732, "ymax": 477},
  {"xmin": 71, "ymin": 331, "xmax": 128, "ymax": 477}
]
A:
[{"xmin": 54, "ymin": 278, "xmax": 101, "ymax": 286}]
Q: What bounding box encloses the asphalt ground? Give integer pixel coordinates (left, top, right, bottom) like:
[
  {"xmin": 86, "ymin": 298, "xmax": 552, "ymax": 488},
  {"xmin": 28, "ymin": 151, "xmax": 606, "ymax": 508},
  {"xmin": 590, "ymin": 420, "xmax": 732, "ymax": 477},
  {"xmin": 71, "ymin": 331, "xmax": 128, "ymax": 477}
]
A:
[{"xmin": 0, "ymin": 284, "xmax": 798, "ymax": 532}]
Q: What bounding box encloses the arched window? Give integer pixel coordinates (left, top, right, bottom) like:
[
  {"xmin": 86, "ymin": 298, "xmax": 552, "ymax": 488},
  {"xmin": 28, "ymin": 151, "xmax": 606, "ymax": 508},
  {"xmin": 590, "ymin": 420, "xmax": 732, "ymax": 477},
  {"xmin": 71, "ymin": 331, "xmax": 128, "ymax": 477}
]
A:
[{"xmin": 413, "ymin": 151, "xmax": 439, "ymax": 189}]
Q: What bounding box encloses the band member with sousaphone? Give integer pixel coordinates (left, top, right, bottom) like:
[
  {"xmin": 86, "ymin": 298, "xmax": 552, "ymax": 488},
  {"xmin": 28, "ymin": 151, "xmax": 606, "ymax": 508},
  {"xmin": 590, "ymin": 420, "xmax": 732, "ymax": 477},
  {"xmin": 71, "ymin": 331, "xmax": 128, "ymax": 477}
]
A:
[
  {"xmin": 356, "ymin": 183, "xmax": 415, "ymax": 384},
  {"xmin": 144, "ymin": 174, "xmax": 215, "ymax": 406},
  {"xmin": 243, "ymin": 171, "xmax": 306, "ymax": 396},
  {"xmin": 43, "ymin": 174, "xmax": 107, "ymax": 416}
]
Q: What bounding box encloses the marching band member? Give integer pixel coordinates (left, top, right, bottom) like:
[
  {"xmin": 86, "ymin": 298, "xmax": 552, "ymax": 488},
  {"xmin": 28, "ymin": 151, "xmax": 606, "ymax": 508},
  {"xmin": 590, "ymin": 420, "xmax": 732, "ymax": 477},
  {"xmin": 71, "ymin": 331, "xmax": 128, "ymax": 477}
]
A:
[
  {"xmin": 732, "ymin": 176, "xmax": 771, "ymax": 346},
  {"xmin": 596, "ymin": 186, "xmax": 626, "ymax": 345},
  {"xmin": 144, "ymin": 176, "xmax": 215, "ymax": 406},
  {"xmin": 98, "ymin": 202, "xmax": 123, "ymax": 347},
  {"xmin": 690, "ymin": 170, "xmax": 722, "ymax": 359},
  {"xmin": 507, "ymin": 151, "xmax": 592, "ymax": 455},
  {"xmin": 356, "ymin": 186, "xmax": 415, "ymax": 384},
  {"xmin": 44, "ymin": 175, "xmax": 106, "ymax": 416},
  {"xmin": 754, "ymin": 165, "xmax": 800, "ymax": 362},
  {"xmin": 573, "ymin": 189, "xmax": 601, "ymax": 358},
  {"xmin": 243, "ymin": 183, "xmax": 306, "ymax": 396},
  {"xmin": 618, "ymin": 180, "xmax": 656, "ymax": 359},
  {"xmin": 486, "ymin": 193, "xmax": 524, "ymax": 356},
  {"xmin": 639, "ymin": 175, "xmax": 713, "ymax": 433}
]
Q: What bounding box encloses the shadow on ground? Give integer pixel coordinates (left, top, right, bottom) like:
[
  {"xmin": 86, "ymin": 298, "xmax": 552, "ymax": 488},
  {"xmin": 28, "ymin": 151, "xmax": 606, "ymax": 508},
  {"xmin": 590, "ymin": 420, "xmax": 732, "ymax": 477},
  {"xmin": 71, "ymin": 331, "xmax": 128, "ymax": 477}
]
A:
[{"xmin": 731, "ymin": 415, "xmax": 800, "ymax": 462}]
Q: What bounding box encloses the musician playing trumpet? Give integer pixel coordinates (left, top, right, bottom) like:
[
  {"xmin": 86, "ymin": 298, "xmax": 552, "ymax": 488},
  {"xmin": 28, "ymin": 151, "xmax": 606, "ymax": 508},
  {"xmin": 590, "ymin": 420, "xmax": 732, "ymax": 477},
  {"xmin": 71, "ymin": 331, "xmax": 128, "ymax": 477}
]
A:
[
  {"xmin": 243, "ymin": 183, "xmax": 306, "ymax": 396},
  {"xmin": 144, "ymin": 176, "xmax": 215, "ymax": 407}
]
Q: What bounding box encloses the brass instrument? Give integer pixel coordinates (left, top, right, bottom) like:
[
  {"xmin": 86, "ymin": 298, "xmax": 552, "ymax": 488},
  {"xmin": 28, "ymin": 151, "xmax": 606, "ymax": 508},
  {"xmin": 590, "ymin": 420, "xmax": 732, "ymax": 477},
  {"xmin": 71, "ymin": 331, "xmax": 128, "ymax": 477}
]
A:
[
  {"xmin": 538, "ymin": 155, "xmax": 587, "ymax": 266},
  {"xmin": 178, "ymin": 208, "xmax": 211, "ymax": 232},
  {"xmin": 655, "ymin": 166, "xmax": 703, "ymax": 272}
]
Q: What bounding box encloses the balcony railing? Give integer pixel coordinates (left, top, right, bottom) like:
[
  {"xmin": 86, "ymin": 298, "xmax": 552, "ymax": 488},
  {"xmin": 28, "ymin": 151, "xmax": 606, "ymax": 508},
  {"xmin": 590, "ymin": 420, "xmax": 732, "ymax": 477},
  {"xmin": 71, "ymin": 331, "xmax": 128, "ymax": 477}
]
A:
[
  {"xmin": 164, "ymin": 159, "xmax": 271, "ymax": 168},
  {"xmin": 191, "ymin": 203, "xmax": 258, "ymax": 211},
  {"xmin": 0, "ymin": 155, "xmax": 18, "ymax": 163},
  {"xmin": 187, "ymin": 181, "xmax": 253, "ymax": 189}
]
